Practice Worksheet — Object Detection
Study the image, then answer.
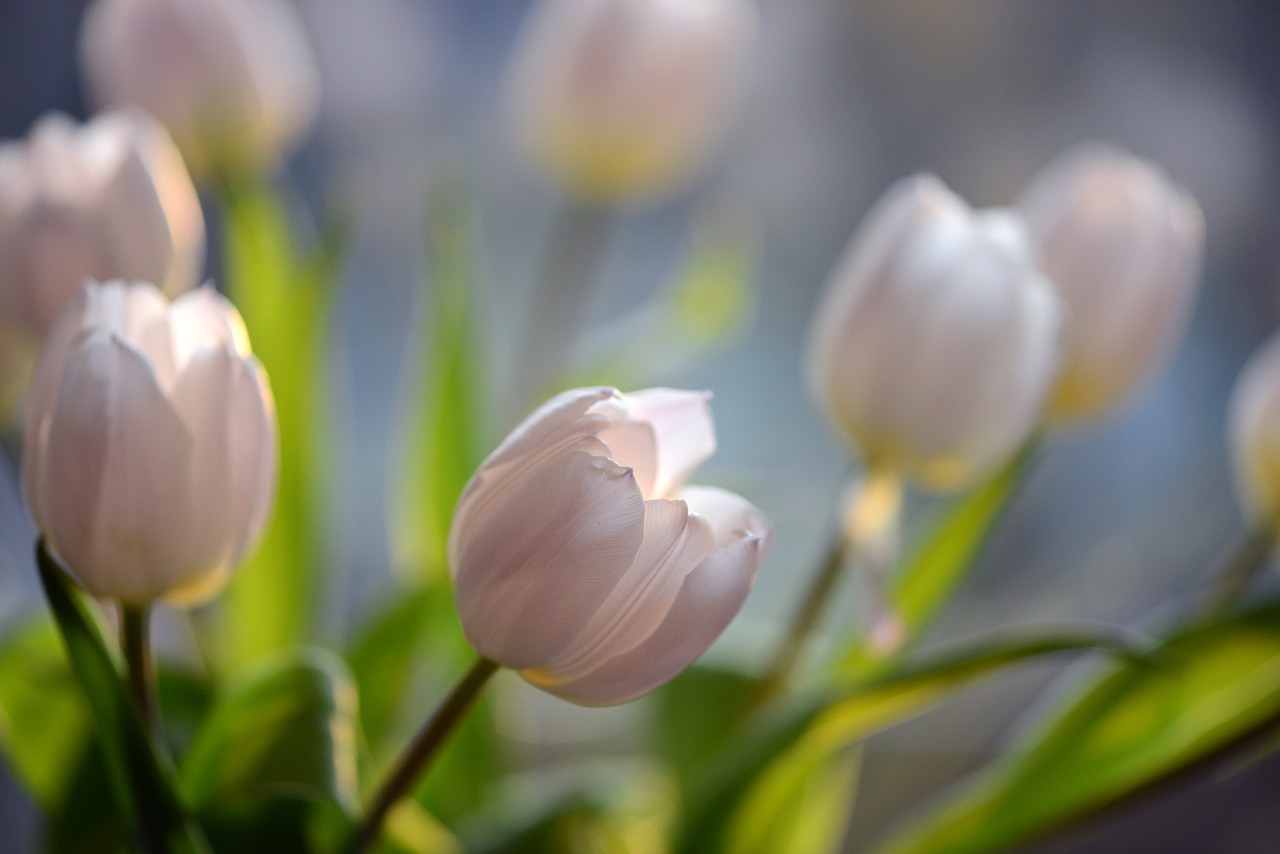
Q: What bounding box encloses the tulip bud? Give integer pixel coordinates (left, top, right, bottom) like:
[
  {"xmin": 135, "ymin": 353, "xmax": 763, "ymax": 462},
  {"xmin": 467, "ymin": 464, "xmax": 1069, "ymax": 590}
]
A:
[
  {"xmin": 1019, "ymin": 144, "xmax": 1205, "ymax": 422},
  {"xmin": 807, "ymin": 175, "xmax": 1062, "ymax": 491},
  {"xmin": 509, "ymin": 0, "xmax": 755, "ymax": 201},
  {"xmin": 449, "ymin": 386, "xmax": 772, "ymax": 706},
  {"xmin": 23, "ymin": 280, "xmax": 276, "ymax": 606},
  {"xmin": 1229, "ymin": 334, "xmax": 1280, "ymax": 530},
  {"xmin": 0, "ymin": 110, "xmax": 204, "ymax": 340},
  {"xmin": 79, "ymin": 0, "xmax": 321, "ymax": 179}
]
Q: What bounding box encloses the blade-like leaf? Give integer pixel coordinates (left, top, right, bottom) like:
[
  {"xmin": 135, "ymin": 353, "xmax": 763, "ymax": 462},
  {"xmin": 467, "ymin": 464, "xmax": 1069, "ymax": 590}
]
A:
[
  {"xmin": 873, "ymin": 600, "xmax": 1280, "ymax": 854},
  {"xmin": 675, "ymin": 628, "xmax": 1149, "ymax": 854},
  {"xmin": 218, "ymin": 177, "xmax": 342, "ymax": 667},
  {"xmin": 36, "ymin": 539, "xmax": 209, "ymax": 854},
  {"xmin": 180, "ymin": 647, "xmax": 360, "ymax": 814},
  {"xmin": 839, "ymin": 441, "xmax": 1037, "ymax": 676},
  {"xmin": 392, "ymin": 180, "xmax": 483, "ymax": 583}
]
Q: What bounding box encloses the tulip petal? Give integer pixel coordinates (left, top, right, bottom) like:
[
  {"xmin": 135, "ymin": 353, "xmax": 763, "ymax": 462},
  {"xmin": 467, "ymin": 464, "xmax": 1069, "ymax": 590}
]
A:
[
  {"xmin": 225, "ymin": 357, "xmax": 276, "ymax": 566},
  {"xmin": 39, "ymin": 332, "xmax": 195, "ymax": 603},
  {"xmin": 680, "ymin": 484, "xmax": 775, "ymax": 554},
  {"xmin": 534, "ymin": 497, "xmax": 718, "ymax": 682},
  {"xmin": 527, "ymin": 530, "xmax": 765, "ymax": 707},
  {"xmin": 452, "ymin": 449, "xmax": 645, "ymax": 669}
]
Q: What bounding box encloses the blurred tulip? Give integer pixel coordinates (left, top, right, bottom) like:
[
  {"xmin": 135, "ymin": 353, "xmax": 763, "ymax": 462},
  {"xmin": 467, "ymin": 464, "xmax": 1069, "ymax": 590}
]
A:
[
  {"xmin": 79, "ymin": 0, "xmax": 321, "ymax": 179},
  {"xmin": 0, "ymin": 110, "xmax": 203, "ymax": 340},
  {"xmin": 509, "ymin": 0, "xmax": 755, "ymax": 201},
  {"xmin": 807, "ymin": 175, "xmax": 1062, "ymax": 491},
  {"xmin": 1229, "ymin": 333, "xmax": 1280, "ymax": 530},
  {"xmin": 1020, "ymin": 143, "xmax": 1205, "ymax": 422},
  {"xmin": 449, "ymin": 386, "xmax": 772, "ymax": 706},
  {"xmin": 23, "ymin": 280, "xmax": 276, "ymax": 606}
]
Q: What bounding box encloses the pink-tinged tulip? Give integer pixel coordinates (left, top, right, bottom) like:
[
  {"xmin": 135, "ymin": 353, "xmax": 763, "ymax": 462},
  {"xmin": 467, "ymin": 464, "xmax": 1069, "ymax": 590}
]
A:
[
  {"xmin": 1229, "ymin": 334, "xmax": 1280, "ymax": 529},
  {"xmin": 807, "ymin": 175, "xmax": 1062, "ymax": 491},
  {"xmin": 79, "ymin": 0, "xmax": 321, "ymax": 179},
  {"xmin": 509, "ymin": 0, "xmax": 755, "ymax": 201},
  {"xmin": 1020, "ymin": 144, "xmax": 1205, "ymax": 422},
  {"xmin": 449, "ymin": 386, "xmax": 772, "ymax": 706},
  {"xmin": 23, "ymin": 280, "xmax": 276, "ymax": 605},
  {"xmin": 0, "ymin": 110, "xmax": 204, "ymax": 340}
]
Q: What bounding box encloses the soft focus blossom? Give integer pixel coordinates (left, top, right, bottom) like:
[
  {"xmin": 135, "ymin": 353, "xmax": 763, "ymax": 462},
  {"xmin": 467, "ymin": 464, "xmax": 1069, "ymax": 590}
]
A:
[
  {"xmin": 509, "ymin": 0, "xmax": 755, "ymax": 201},
  {"xmin": 807, "ymin": 175, "xmax": 1062, "ymax": 491},
  {"xmin": 23, "ymin": 280, "xmax": 276, "ymax": 606},
  {"xmin": 449, "ymin": 386, "xmax": 772, "ymax": 706},
  {"xmin": 0, "ymin": 110, "xmax": 203, "ymax": 341},
  {"xmin": 1020, "ymin": 143, "xmax": 1205, "ymax": 422},
  {"xmin": 1229, "ymin": 333, "xmax": 1280, "ymax": 530},
  {"xmin": 79, "ymin": 0, "xmax": 321, "ymax": 179}
]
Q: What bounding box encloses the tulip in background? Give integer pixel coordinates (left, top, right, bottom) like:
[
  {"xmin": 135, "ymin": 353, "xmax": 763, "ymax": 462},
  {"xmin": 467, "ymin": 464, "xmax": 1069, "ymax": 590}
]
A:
[
  {"xmin": 79, "ymin": 0, "xmax": 321, "ymax": 180},
  {"xmin": 509, "ymin": 0, "xmax": 755, "ymax": 201},
  {"xmin": 450, "ymin": 386, "xmax": 772, "ymax": 706},
  {"xmin": 23, "ymin": 279, "xmax": 276, "ymax": 605},
  {"xmin": 0, "ymin": 110, "xmax": 204, "ymax": 342},
  {"xmin": 1229, "ymin": 332, "xmax": 1280, "ymax": 532},
  {"xmin": 807, "ymin": 174, "xmax": 1063, "ymax": 493},
  {"xmin": 1020, "ymin": 143, "xmax": 1205, "ymax": 422}
]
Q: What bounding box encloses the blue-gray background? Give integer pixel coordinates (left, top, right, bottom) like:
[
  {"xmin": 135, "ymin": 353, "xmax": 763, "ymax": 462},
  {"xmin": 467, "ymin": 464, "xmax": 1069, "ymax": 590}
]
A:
[{"xmin": 3, "ymin": 1, "xmax": 1280, "ymax": 851}]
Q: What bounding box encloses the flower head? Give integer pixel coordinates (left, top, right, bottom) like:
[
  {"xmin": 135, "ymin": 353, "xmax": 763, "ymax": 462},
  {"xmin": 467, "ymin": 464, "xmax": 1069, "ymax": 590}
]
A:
[
  {"xmin": 509, "ymin": 0, "xmax": 755, "ymax": 201},
  {"xmin": 80, "ymin": 0, "xmax": 321, "ymax": 179},
  {"xmin": 1020, "ymin": 143, "xmax": 1205, "ymax": 422},
  {"xmin": 449, "ymin": 387, "xmax": 771, "ymax": 706},
  {"xmin": 23, "ymin": 280, "xmax": 276, "ymax": 605},
  {"xmin": 807, "ymin": 175, "xmax": 1062, "ymax": 491}
]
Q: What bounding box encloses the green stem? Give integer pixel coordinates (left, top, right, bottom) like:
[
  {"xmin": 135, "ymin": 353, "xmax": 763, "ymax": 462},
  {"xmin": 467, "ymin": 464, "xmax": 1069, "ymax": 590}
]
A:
[
  {"xmin": 350, "ymin": 656, "xmax": 499, "ymax": 853},
  {"xmin": 119, "ymin": 603, "xmax": 155, "ymax": 737},
  {"xmin": 518, "ymin": 199, "xmax": 616, "ymax": 408},
  {"xmin": 1201, "ymin": 524, "xmax": 1276, "ymax": 620}
]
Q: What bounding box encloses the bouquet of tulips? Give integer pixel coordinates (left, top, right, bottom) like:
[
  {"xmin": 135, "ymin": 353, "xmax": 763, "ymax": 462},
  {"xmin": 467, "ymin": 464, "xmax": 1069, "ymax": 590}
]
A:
[{"xmin": 1, "ymin": 1, "xmax": 1277, "ymax": 853}]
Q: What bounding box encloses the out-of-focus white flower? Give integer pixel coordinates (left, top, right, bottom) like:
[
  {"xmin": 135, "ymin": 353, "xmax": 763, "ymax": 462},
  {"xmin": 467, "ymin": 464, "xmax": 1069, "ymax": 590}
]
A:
[
  {"xmin": 1020, "ymin": 143, "xmax": 1205, "ymax": 422},
  {"xmin": 1229, "ymin": 334, "xmax": 1280, "ymax": 530},
  {"xmin": 807, "ymin": 175, "xmax": 1062, "ymax": 491},
  {"xmin": 23, "ymin": 280, "xmax": 276, "ymax": 606},
  {"xmin": 79, "ymin": 0, "xmax": 321, "ymax": 179},
  {"xmin": 449, "ymin": 386, "xmax": 771, "ymax": 706},
  {"xmin": 0, "ymin": 110, "xmax": 203, "ymax": 340},
  {"xmin": 509, "ymin": 0, "xmax": 755, "ymax": 202}
]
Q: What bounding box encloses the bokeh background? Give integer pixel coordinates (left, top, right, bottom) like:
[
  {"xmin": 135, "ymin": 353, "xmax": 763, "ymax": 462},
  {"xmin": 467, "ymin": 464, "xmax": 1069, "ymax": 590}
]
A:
[{"xmin": 3, "ymin": 1, "xmax": 1280, "ymax": 850}]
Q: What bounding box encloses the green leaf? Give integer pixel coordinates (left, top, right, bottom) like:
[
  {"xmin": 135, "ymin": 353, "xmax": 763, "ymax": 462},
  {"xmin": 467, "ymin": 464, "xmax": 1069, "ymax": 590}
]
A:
[
  {"xmin": 0, "ymin": 616, "xmax": 91, "ymax": 808},
  {"xmin": 839, "ymin": 441, "xmax": 1037, "ymax": 675},
  {"xmin": 180, "ymin": 647, "xmax": 360, "ymax": 814},
  {"xmin": 36, "ymin": 539, "xmax": 209, "ymax": 854},
  {"xmin": 873, "ymin": 600, "xmax": 1280, "ymax": 854},
  {"xmin": 723, "ymin": 746, "xmax": 861, "ymax": 854},
  {"xmin": 218, "ymin": 177, "xmax": 342, "ymax": 667},
  {"xmin": 392, "ymin": 180, "xmax": 483, "ymax": 583},
  {"xmin": 675, "ymin": 628, "xmax": 1148, "ymax": 854},
  {"xmin": 348, "ymin": 586, "xmax": 437, "ymax": 752}
]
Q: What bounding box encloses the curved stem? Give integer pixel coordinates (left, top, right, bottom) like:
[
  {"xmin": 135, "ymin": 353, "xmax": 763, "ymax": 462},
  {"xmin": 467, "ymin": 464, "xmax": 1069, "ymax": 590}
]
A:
[
  {"xmin": 753, "ymin": 468, "xmax": 903, "ymax": 706},
  {"xmin": 1200, "ymin": 524, "xmax": 1276, "ymax": 620},
  {"xmin": 119, "ymin": 604, "xmax": 155, "ymax": 736},
  {"xmin": 350, "ymin": 656, "xmax": 499, "ymax": 853}
]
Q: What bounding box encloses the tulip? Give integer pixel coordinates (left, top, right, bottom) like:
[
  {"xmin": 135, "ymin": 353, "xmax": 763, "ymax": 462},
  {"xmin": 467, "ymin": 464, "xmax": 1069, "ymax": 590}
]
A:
[
  {"xmin": 0, "ymin": 110, "xmax": 204, "ymax": 341},
  {"xmin": 807, "ymin": 175, "xmax": 1062, "ymax": 491},
  {"xmin": 23, "ymin": 280, "xmax": 276, "ymax": 606},
  {"xmin": 1019, "ymin": 143, "xmax": 1205, "ymax": 422},
  {"xmin": 79, "ymin": 0, "xmax": 321, "ymax": 179},
  {"xmin": 448, "ymin": 386, "xmax": 772, "ymax": 706},
  {"xmin": 509, "ymin": 0, "xmax": 755, "ymax": 201},
  {"xmin": 1228, "ymin": 333, "xmax": 1280, "ymax": 530}
]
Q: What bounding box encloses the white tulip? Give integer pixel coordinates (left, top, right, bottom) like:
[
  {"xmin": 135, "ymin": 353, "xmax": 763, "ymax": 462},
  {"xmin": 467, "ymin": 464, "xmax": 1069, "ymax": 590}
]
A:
[
  {"xmin": 1020, "ymin": 144, "xmax": 1205, "ymax": 422},
  {"xmin": 449, "ymin": 386, "xmax": 772, "ymax": 706},
  {"xmin": 807, "ymin": 175, "xmax": 1062, "ymax": 491},
  {"xmin": 509, "ymin": 0, "xmax": 754, "ymax": 201},
  {"xmin": 79, "ymin": 0, "xmax": 321, "ymax": 178},
  {"xmin": 23, "ymin": 280, "xmax": 276, "ymax": 605},
  {"xmin": 1229, "ymin": 333, "xmax": 1280, "ymax": 529},
  {"xmin": 0, "ymin": 110, "xmax": 203, "ymax": 339}
]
